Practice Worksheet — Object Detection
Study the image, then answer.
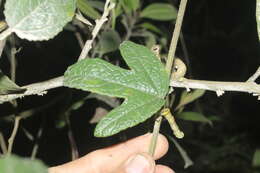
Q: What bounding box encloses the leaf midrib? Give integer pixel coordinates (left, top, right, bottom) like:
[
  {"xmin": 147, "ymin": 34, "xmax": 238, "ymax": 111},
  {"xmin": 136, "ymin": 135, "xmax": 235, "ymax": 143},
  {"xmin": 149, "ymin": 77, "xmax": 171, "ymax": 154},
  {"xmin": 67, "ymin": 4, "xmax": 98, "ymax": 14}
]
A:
[
  {"xmin": 127, "ymin": 47, "xmax": 161, "ymax": 96},
  {"xmin": 79, "ymin": 73, "xmax": 164, "ymax": 98}
]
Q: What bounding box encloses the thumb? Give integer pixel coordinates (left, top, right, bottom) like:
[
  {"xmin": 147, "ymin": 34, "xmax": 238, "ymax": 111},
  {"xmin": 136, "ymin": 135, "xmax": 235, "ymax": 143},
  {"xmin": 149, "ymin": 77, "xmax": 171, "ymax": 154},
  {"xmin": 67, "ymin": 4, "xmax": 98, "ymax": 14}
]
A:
[{"xmin": 114, "ymin": 153, "xmax": 155, "ymax": 173}]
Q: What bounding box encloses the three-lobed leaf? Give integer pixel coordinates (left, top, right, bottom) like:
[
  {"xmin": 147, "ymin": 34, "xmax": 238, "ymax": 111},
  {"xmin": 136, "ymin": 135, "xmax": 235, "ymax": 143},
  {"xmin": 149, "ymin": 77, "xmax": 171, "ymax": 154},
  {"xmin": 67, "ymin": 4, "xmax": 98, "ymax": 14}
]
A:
[
  {"xmin": 0, "ymin": 155, "xmax": 47, "ymax": 173},
  {"xmin": 4, "ymin": 0, "xmax": 76, "ymax": 41},
  {"xmin": 140, "ymin": 3, "xmax": 177, "ymax": 21},
  {"xmin": 64, "ymin": 41, "xmax": 169, "ymax": 137}
]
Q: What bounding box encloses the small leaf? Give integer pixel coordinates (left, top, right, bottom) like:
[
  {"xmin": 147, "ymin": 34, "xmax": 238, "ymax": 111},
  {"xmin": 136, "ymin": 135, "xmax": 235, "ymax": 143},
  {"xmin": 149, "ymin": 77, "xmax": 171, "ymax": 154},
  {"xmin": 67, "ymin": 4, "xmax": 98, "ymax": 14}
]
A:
[
  {"xmin": 4, "ymin": 0, "xmax": 76, "ymax": 41},
  {"xmin": 0, "ymin": 70, "xmax": 26, "ymax": 95},
  {"xmin": 0, "ymin": 155, "xmax": 47, "ymax": 173},
  {"xmin": 140, "ymin": 3, "xmax": 177, "ymax": 21},
  {"xmin": 256, "ymin": 0, "xmax": 260, "ymax": 40},
  {"xmin": 253, "ymin": 149, "xmax": 260, "ymax": 167},
  {"xmin": 141, "ymin": 31, "xmax": 156, "ymax": 49},
  {"xmin": 64, "ymin": 41, "xmax": 169, "ymax": 137},
  {"xmin": 138, "ymin": 22, "xmax": 162, "ymax": 34},
  {"xmin": 177, "ymin": 112, "xmax": 212, "ymax": 125},
  {"xmin": 99, "ymin": 29, "xmax": 121, "ymax": 55},
  {"xmin": 77, "ymin": 0, "xmax": 101, "ymax": 19},
  {"xmin": 176, "ymin": 89, "xmax": 205, "ymax": 110},
  {"xmin": 121, "ymin": 0, "xmax": 140, "ymax": 11}
]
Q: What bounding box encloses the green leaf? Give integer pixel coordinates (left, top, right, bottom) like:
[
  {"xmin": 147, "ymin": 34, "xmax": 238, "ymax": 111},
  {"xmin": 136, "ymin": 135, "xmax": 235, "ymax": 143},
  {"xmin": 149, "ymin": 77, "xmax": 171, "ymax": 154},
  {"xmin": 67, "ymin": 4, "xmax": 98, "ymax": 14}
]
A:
[
  {"xmin": 64, "ymin": 41, "xmax": 169, "ymax": 137},
  {"xmin": 88, "ymin": 0, "xmax": 105, "ymax": 11},
  {"xmin": 121, "ymin": 0, "xmax": 140, "ymax": 11},
  {"xmin": 0, "ymin": 70, "xmax": 26, "ymax": 95},
  {"xmin": 4, "ymin": 0, "xmax": 76, "ymax": 41},
  {"xmin": 77, "ymin": 0, "xmax": 101, "ymax": 19},
  {"xmin": 140, "ymin": 3, "xmax": 177, "ymax": 21},
  {"xmin": 253, "ymin": 149, "xmax": 260, "ymax": 167},
  {"xmin": 0, "ymin": 155, "xmax": 47, "ymax": 173},
  {"xmin": 177, "ymin": 112, "xmax": 212, "ymax": 125},
  {"xmin": 256, "ymin": 0, "xmax": 260, "ymax": 40},
  {"xmin": 138, "ymin": 22, "xmax": 162, "ymax": 34},
  {"xmin": 176, "ymin": 89, "xmax": 205, "ymax": 110},
  {"xmin": 99, "ymin": 29, "xmax": 121, "ymax": 55}
]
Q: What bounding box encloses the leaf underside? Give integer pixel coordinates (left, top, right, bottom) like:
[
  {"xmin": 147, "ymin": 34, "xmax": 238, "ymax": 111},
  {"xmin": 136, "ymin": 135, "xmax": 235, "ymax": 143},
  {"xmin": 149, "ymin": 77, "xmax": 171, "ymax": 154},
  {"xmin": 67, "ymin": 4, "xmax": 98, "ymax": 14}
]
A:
[
  {"xmin": 4, "ymin": 0, "xmax": 76, "ymax": 41},
  {"xmin": 64, "ymin": 41, "xmax": 169, "ymax": 137}
]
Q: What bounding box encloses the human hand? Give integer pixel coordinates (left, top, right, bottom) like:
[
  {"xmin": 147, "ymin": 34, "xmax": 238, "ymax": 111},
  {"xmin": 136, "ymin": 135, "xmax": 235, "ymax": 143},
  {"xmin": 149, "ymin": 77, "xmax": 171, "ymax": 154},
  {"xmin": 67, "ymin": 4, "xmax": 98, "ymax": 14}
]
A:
[{"xmin": 48, "ymin": 133, "xmax": 174, "ymax": 173}]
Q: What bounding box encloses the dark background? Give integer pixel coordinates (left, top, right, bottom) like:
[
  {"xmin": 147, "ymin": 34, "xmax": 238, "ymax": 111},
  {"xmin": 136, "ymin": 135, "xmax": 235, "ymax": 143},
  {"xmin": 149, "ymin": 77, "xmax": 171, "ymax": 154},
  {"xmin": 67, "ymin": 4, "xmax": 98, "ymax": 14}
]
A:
[{"xmin": 0, "ymin": 0, "xmax": 260, "ymax": 173}]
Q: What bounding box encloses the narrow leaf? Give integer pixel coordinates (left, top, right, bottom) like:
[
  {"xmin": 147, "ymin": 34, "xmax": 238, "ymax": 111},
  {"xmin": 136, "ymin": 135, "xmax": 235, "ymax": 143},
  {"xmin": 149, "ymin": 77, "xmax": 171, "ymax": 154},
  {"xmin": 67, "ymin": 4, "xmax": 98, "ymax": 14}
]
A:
[
  {"xmin": 4, "ymin": 0, "xmax": 76, "ymax": 41},
  {"xmin": 176, "ymin": 89, "xmax": 205, "ymax": 110},
  {"xmin": 64, "ymin": 41, "xmax": 169, "ymax": 137},
  {"xmin": 0, "ymin": 155, "xmax": 47, "ymax": 173},
  {"xmin": 140, "ymin": 3, "xmax": 177, "ymax": 21},
  {"xmin": 121, "ymin": 0, "xmax": 140, "ymax": 11},
  {"xmin": 177, "ymin": 112, "xmax": 212, "ymax": 125},
  {"xmin": 0, "ymin": 70, "xmax": 26, "ymax": 95},
  {"xmin": 77, "ymin": 0, "xmax": 101, "ymax": 19},
  {"xmin": 138, "ymin": 22, "xmax": 162, "ymax": 34}
]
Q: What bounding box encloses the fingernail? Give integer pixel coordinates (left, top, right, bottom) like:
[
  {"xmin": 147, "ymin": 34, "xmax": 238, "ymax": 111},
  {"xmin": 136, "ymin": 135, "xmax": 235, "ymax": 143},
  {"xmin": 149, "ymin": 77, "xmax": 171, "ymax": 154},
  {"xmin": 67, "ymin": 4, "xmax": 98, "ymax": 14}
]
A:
[{"xmin": 125, "ymin": 154, "xmax": 152, "ymax": 173}]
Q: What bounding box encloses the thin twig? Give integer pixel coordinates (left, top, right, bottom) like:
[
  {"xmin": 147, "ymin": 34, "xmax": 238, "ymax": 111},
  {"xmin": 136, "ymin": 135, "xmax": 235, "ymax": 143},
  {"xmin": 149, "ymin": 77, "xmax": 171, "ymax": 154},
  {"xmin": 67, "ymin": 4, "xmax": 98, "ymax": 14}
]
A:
[
  {"xmin": 78, "ymin": 0, "xmax": 115, "ymax": 61},
  {"xmin": 170, "ymin": 78, "xmax": 260, "ymax": 97},
  {"xmin": 1, "ymin": 69, "xmax": 260, "ymax": 104},
  {"xmin": 0, "ymin": 28, "xmax": 12, "ymax": 41},
  {"xmin": 0, "ymin": 38, "xmax": 6, "ymax": 57},
  {"xmin": 149, "ymin": 0, "xmax": 188, "ymax": 157},
  {"xmin": 0, "ymin": 76, "xmax": 64, "ymax": 104},
  {"xmin": 74, "ymin": 32, "xmax": 84, "ymax": 49},
  {"xmin": 7, "ymin": 116, "xmax": 21, "ymax": 154},
  {"xmin": 165, "ymin": 0, "xmax": 188, "ymax": 74},
  {"xmin": 148, "ymin": 116, "xmax": 162, "ymax": 156},
  {"xmin": 31, "ymin": 127, "xmax": 43, "ymax": 160},
  {"xmin": 0, "ymin": 131, "xmax": 7, "ymax": 155},
  {"xmin": 167, "ymin": 135, "xmax": 193, "ymax": 169},
  {"xmin": 247, "ymin": 66, "xmax": 260, "ymax": 82}
]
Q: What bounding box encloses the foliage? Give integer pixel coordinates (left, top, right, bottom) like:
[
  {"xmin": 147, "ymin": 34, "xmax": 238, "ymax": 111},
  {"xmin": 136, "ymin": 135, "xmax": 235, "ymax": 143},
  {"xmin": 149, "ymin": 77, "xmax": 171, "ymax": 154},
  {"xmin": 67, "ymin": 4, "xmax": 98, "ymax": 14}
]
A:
[
  {"xmin": 3, "ymin": 0, "xmax": 76, "ymax": 41},
  {"xmin": 64, "ymin": 41, "xmax": 169, "ymax": 137},
  {"xmin": 0, "ymin": 155, "xmax": 47, "ymax": 173},
  {"xmin": 0, "ymin": 0, "xmax": 259, "ymax": 172}
]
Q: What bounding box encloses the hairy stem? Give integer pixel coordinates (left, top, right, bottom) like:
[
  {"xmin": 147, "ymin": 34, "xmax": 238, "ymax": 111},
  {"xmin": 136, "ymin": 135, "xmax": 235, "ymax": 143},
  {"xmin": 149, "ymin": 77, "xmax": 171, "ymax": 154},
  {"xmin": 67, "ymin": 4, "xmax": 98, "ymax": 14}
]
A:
[
  {"xmin": 148, "ymin": 116, "xmax": 162, "ymax": 156},
  {"xmin": 165, "ymin": 0, "xmax": 188, "ymax": 74},
  {"xmin": 149, "ymin": 0, "xmax": 189, "ymax": 156},
  {"xmin": 7, "ymin": 116, "xmax": 21, "ymax": 154},
  {"xmin": 78, "ymin": 0, "xmax": 115, "ymax": 61}
]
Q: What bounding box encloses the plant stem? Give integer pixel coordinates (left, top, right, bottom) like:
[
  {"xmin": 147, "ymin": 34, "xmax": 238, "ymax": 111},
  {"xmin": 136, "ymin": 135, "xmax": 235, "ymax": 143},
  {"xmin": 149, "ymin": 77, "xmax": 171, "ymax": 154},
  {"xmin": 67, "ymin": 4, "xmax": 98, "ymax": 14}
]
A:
[
  {"xmin": 0, "ymin": 132, "xmax": 7, "ymax": 155},
  {"xmin": 0, "ymin": 28, "xmax": 12, "ymax": 41},
  {"xmin": 7, "ymin": 116, "xmax": 21, "ymax": 154},
  {"xmin": 148, "ymin": 116, "xmax": 162, "ymax": 156},
  {"xmin": 165, "ymin": 0, "xmax": 188, "ymax": 74},
  {"xmin": 149, "ymin": 0, "xmax": 189, "ymax": 156},
  {"xmin": 78, "ymin": 0, "xmax": 115, "ymax": 61}
]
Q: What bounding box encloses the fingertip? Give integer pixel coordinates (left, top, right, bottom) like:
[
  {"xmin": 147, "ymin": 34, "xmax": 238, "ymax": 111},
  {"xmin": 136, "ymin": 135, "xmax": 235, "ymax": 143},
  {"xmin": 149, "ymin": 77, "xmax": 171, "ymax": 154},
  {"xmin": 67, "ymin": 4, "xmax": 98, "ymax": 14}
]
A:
[
  {"xmin": 155, "ymin": 134, "xmax": 169, "ymax": 158},
  {"xmin": 155, "ymin": 164, "xmax": 175, "ymax": 173}
]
